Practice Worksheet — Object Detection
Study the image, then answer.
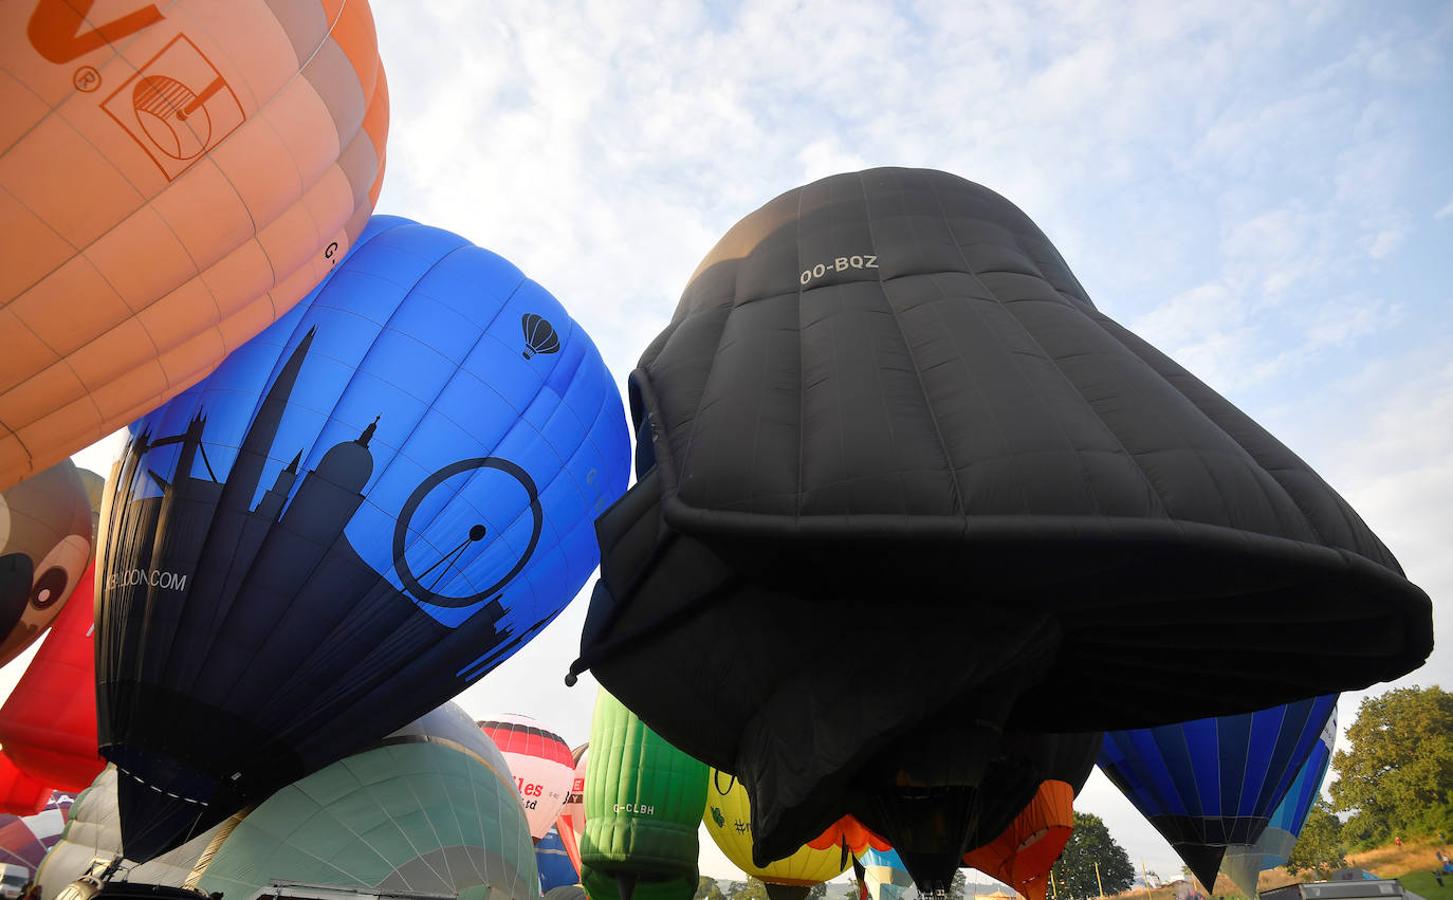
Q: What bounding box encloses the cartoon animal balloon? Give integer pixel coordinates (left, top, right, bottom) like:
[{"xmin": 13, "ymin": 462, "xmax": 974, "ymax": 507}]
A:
[
  {"xmin": 0, "ymin": 0, "xmax": 389, "ymax": 487},
  {"xmin": 95, "ymin": 215, "xmax": 629, "ymax": 862},
  {"xmin": 0, "ymin": 459, "xmax": 91, "ymax": 666}
]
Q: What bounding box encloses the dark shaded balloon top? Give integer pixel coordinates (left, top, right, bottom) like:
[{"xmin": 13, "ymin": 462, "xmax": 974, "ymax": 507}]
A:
[
  {"xmin": 97, "ymin": 215, "xmax": 630, "ymax": 862},
  {"xmin": 576, "ymin": 167, "xmax": 1432, "ymax": 862}
]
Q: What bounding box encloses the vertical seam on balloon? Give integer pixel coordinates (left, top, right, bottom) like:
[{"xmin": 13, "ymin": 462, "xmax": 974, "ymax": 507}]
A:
[{"xmin": 863, "ymin": 170, "xmax": 965, "ymax": 514}]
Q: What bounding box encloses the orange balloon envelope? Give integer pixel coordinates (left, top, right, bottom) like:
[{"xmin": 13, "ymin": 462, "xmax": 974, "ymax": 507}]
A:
[
  {"xmin": 962, "ymin": 780, "xmax": 1076, "ymax": 900},
  {"xmin": 0, "ymin": 753, "xmax": 50, "ymax": 817},
  {"xmin": 0, "ymin": 562, "xmax": 104, "ymax": 791},
  {"xmin": 0, "ymin": 0, "xmax": 389, "ymax": 487},
  {"xmin": 807, "ymin": 815, "xmax": 892, "ymax": 857}
]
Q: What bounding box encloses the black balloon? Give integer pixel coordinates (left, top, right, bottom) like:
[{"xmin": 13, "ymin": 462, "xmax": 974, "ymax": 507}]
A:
[{"xmin": 572, "ymin": 167, "xmax": 1432, "ymax": 870}]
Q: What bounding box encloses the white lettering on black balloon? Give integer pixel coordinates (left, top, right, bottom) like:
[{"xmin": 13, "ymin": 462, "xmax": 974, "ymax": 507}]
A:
[
  {"xmin": 109, "ymin": 569, "xmax": 189, "ymax": 591},
  {"xmin": 800, "ymin": 254, "xmax": 878, "ymax": 286}
]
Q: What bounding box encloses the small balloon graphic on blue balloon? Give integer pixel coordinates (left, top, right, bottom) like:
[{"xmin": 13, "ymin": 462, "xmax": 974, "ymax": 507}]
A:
[{"xmin": 522, "ymin": 313, "xmax": 561, "ymax": 359}]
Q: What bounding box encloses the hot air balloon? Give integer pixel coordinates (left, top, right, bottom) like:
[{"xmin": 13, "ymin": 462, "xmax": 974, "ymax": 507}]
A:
[
  {"xmin": 558, "ymin": 744, "xmax": 589, "ymax": 875},
  {"xmin": 39, "ymin": 704, "xmax": 540, "ymax": 900},
  {"xmin": 570, "ymin": 168, "xmax": 1431, "ymax": 886},
  {"xmin": 1099, "ymin": 694, "xmax": 1337, "ymax": 892},
  {"xmin": 581, "ymin": 690, "xmax": 707, "ymax": 900},
  {"xmin": 96, "ymin": 215, "xmax": 630, "ymax": 862},
  {"xmin": 0, "ymin": 562, "xmax": 105, "ymax": 793},
  {"xmin": 0, "ymin": 459, "xmax": 91, "ymax": 666},
  {"xmin": 0, "ymin": 0, "xmax": 389, "ymax": 488},
  {"xmin": 197, "ymin": 703, "xmax": 539, "ymax": 900},
  {"xmin": 540, "ymin": 826, "xmax": 582, "ymax": 892},
  {"xmin": 0, "ymin": 757, "xmax": 50, "ymax": 818},
  {"xmin": 481, "ymin": 715, "xmax": 577, "ymax": 842},
  {"xmin": 962, "ymin": 780, "xmax": 1074, "ymax": 900},
  {"xmin": 1219, "ymin": 706, "xmax": 1339, "ymax": 897},
  {"xmin": 705, "ymin": 771, "xmax": 850, "ymax": 900},
  {"xmin": 859, "ymin": 847, "xmax": 912, "ymax": 900},
  {"xmin": 33, "ymin": 765, "xmax": 226, "ymax": 899},
  {"xmin": 0, "ymin": 791, "xmax": 71, "ymax": 877}
]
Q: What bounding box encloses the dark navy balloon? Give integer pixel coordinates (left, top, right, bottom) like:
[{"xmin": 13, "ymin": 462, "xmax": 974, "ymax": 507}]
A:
[
  {"xmin": 96, "ymin": 216, "xmax": 630, "ymax": 863},
  {"xmin": 1097, "ymin": 694, "xmax": 1336, "ymax": 892}
]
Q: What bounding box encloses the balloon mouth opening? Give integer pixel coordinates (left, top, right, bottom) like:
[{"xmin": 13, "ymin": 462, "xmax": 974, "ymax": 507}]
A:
[{"xmin": 522, "ymin": 349, "xmax": 534, "ymax": 359}]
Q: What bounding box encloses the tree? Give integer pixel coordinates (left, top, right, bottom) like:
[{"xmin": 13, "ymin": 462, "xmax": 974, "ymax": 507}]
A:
[
  {"xmin": 1284, "ymin": 799, "xmax": 1348, "ymax": 876},
  {"xmin": 949, "ymin": 871, "xmax": 967, "ymax": 900},
  {"xmin": 807, "ymin": 884, "xmax": 828, "ymax": 900},
  {"xmin": 726, "ymin": 878, "xmax": 770, "ymax": 900},
  {"xmin": 698, "ymin": 878, "xmax": 727, "ymax": 900},
  {"xmin": 1329, "ymin": 685, "xmax": 1453, "ymax": 846},
  {"xmin": 1050, "ymin": 812, "xmax": 1135, "ymax": 899}
]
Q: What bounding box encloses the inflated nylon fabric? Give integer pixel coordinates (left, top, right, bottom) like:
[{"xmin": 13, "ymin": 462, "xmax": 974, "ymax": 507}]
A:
[
  {"xmin": 579, "ymin": 167, "xmax": 1432, "ymax": 865},
  {"xmin": 581, "ymin": 690, "xmax": 706, "ymax": 883}
]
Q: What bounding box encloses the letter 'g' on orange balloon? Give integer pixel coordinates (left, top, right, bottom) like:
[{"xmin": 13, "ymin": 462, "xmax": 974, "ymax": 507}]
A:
[{"xmin": 0, "ymin": 0, "xmax": 389, "ymax": 487}]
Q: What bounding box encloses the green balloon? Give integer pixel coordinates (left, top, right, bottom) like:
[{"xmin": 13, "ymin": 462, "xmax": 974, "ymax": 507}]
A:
[{"xmin": 580, "ymin": 689, "xmax": 708, "ymax": 900}]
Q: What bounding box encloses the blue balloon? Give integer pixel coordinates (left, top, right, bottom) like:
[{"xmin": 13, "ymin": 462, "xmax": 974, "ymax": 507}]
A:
[
  {"xmin": 1097, "ymin": 695, "xmax": 1336, "ymax": 891},
  {"xmin": 1219, "ymin": 704, "xmax": 1339, "ymax": 893},
  {"xmin": 96, "ymin": 216, "xmax": 630, "ymax": 862},
  {"xmin": 538, "ymin": 826, "xmax": 581, "ymax": 892}
]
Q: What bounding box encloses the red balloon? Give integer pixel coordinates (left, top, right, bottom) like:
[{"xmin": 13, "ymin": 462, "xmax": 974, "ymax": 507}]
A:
[{"xmin": 0, "ymin": 562, "xmax": 104, "ymax": 791}]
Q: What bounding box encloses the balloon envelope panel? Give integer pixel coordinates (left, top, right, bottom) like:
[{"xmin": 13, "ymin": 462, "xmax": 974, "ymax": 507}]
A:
[
  {"xmin": 196, "ymin": 737, "xmax": 540, "ymax": 900},
  {"xmin": 0, "ymin": 460, "xmax": 91, "ymax": 666},
  {"xmin": 0, "ymin": 791, "xmax": 71, "ymax": 874},
  {"xmin": 582, "ymin": 691, "xmax": 707, "ymax": 883},
  {"xmin": 0, "ymin": 0, "xmax": 389, "ymax": 486},
  {"xmin": 539, "ymin": 827, "xmax": 582, "ymax": 892},
  {"xmin": 1099, "ymin": 694, "xmax": 1337, "ymax": 891},
  {"xmin": 703, "ymin": 772, "xmax": 847, "ymax": 886},
  {"xmin": 1218, "ymin": 705, "xmax": 1338, "ymax": 895},
  {"xmin": 96, "ymin": 215, "xmax": 629, "ymax": 861},
  {"xmin": 0, "ymin": 563, "xmax": 105, "ymax": 791}
]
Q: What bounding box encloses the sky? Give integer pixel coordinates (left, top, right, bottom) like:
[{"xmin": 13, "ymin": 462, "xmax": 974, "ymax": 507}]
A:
[{"xmin": 18, "ymin": 0, "xmax": 1453, "ymax": 888}]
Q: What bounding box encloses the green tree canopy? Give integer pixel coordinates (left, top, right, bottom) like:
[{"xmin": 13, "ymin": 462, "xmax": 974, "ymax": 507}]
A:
[
  {"xmin": 698, "ymin": 878, "xmax": 726, "ymax": 900},
  {"xmin": 1329, "ymin": 685, "xmax": 1453, "ymax": 845},
  {"xmin": 1050, "ymin": 812, "xmax": 1135, "ymax": 899},
  {"xmin": 1284, "ymin": 799, "xmax": 1348, "ymax": 876}
]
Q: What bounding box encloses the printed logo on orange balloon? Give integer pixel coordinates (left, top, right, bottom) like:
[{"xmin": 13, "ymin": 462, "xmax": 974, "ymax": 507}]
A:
[{"xmin": 100, "ymin": 34, "xmax": 244, "ymax": 180}]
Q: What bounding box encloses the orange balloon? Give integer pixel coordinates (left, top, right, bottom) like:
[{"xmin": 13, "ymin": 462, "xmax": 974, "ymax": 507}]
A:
[
  {"xmin": 0, "ymin": 0, "xmax": 389, "ymax": 487},
  {"xmin": 807, "ymin": 815, "xmax": 892, "ymax": 856},
  {"xmin": 962, "ymin": 780, "xmax": 1076, "ymax": 900}
]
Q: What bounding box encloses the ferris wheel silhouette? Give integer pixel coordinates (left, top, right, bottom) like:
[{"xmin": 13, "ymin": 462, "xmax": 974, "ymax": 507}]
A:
[{"xmin": 391, "ymin": 457, "xmax": 543, "ymax": 608}]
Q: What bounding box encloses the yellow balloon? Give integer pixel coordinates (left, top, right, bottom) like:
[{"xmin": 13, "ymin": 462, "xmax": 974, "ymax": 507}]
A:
[{"xmin": 703, "ymin": 769, "xmax": 848, "ymax": 887}]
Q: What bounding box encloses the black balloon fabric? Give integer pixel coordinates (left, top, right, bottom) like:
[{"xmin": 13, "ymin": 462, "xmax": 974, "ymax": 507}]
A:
[{"xmin": 573, "ymin": 167, "xmax": 1432, "ymax": 865}]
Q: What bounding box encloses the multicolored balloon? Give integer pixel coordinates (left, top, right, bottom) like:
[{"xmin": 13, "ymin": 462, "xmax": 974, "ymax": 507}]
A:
[
  {"xmin": 1099, "ymin": 695, "xmax": 1337, "ymax": 891},
  {"xmin": 0, "ymin": 0, "xmax": 389, "ymax": 487},
  {"xmin": 481, "ymin": 714, "xmax": 576, "ymax": 841},
  {"xmin": 95, "ymin": 215, "xmax": 629, "ymax": 861}
]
